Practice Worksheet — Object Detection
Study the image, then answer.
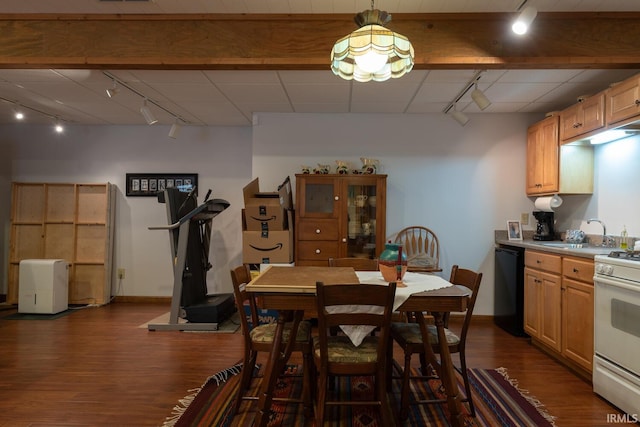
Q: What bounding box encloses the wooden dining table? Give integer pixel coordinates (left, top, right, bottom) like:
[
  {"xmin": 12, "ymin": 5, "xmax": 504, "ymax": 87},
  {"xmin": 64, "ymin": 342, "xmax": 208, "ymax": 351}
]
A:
[{"xmin": 245, "ymin": 265, "xmax": 470, "ymax": 427}]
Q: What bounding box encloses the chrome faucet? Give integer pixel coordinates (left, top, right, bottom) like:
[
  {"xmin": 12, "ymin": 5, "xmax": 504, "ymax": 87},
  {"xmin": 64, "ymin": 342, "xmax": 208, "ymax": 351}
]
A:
[{"xmin": 587, "ymin": 218, "xmax": 616, "ymax": 247}]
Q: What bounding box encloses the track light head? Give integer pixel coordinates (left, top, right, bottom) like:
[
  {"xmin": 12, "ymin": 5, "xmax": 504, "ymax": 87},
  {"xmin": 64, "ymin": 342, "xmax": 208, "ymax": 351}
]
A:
[
  {"xmin": 471, "ymin": 84, "xmax": 491, "ymax": 110},
  {"xmin": 54, "ymin": 120, "xmax": 64, "ymax": 133},
  {"xmin": 14, "ymin": 107, "xmax": 24, "ymax": 120},
  {"xmin": 512, "ymin": 6, "xmax": 537, "ymax": 35},
  {"xmin": 168, "ymin": 120, "xmax": 182, "ymax": 139},
  {"xmin": 450, "ymin": 105, "xmax": 469, "ymax": 126},
  {"xmin": 106, "ymin": 80, "xmax": 120, "ymax": 98},
  {"xmin": 140, "ymin": 99, "xmax": 158, "ymax": 125}
]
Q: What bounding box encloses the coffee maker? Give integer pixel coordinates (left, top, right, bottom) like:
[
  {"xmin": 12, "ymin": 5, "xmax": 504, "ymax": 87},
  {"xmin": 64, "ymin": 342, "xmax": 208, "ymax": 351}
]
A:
[{"xmin": 533, "ymin": 211, "xmax": 555, "ymax": 241}]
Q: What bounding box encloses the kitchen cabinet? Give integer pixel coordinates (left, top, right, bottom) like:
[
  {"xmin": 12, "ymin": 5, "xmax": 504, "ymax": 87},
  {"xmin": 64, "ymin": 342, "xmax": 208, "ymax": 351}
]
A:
[
  {"xmin": 606, "ymin": 73, "xmax": 640, "ymax": 126},
  {"xmin": 559, "ymin": 92, "xmax": 605, "ymax": 142},
  {"xmin": 524, "ymin": 250, "xmax": 562, "ymax": 352},
  {"xmin": 8, "ymin": 182, "xmax": 116, "ymax": 305},
  {"xmin": 295, "ymin": 174, "xmax": 386, "ymax": 266},
  {"xmin": 526, "ymin": 115, "xmax": 559, "ymax": 195},
  {"xmin": 561, "ymin": 257, "xmax": 594, "ymax": 373},
  {"xmin": 526, "ymin": 115, "xmax": 594, "ymax": 196}
]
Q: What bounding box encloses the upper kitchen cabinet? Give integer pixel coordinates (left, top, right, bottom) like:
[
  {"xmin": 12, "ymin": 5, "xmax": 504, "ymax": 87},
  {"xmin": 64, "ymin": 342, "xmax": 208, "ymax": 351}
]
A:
[
  {"xmin": 527, "ymin": 115, "xmax": 559, "ymax": 195},
  {"xmin": 295, "ymin": 174, "xmax": 386, "ymax": 266},
  {"xmin": 526, "ymin": 115, "xmax": 594, "ymax": 196},
  {"xmin": 559, "ymin": 92, "xmax": 605, "ymax": 142},
  {"xmin": 606, "ymin": 73, "xmax": 640, "ymax": 126}
]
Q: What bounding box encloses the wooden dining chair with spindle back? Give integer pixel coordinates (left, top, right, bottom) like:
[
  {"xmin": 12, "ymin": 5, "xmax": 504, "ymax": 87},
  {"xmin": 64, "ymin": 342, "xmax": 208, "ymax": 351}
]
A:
[{"xmin": 394, "ymin": 226, "xmax": 442, "ymax": 273}]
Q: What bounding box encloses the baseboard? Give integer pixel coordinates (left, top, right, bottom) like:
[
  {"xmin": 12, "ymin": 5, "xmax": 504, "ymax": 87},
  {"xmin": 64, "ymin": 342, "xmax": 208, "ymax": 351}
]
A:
[{"xmin": 112, "ymin": 296, "xmax": 172, "ymax": 304}]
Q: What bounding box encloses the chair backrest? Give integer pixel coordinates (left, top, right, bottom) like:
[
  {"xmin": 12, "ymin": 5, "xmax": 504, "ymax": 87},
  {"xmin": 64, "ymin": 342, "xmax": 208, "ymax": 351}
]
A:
[
  {"xmin": 230, "ymin": 265, "xmax": 258, "ymax": 338},
  {"xmin": 315, "ymin": 281, "xmax": 397, "ymax": 369},
  {"xmin": 448, "ymin": 265, "xmax": 483, "ymax": 341},
  {"xmin": 328, "ymin": 257, "xmax": 379, "ymax": 271},
  {"xmin": 393, "ymin": 226, "xmax": 440, "ymax": 272}
]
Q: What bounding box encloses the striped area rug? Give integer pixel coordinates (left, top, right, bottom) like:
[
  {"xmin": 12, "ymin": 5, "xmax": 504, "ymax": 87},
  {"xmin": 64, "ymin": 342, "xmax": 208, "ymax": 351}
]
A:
[{"xmin": 162, "ymin": 363, "xmax": 556, "ymax": 427}]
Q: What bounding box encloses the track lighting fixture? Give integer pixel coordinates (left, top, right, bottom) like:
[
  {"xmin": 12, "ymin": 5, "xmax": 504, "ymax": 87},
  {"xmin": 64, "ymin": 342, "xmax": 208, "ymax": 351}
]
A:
[
  {"xmin": 512, "ymin": 6, "xmax": 537, "ymax": 35},
  {"xmin": 14, "ymin": 107, "xmax": 24, "ymax": 120},
  {"xmin": 54, "ymin": 120, "xmax": 64, "ymax": 133},
  {"xmin": 471, "ymin": 83, "xmax": 491, "ymax": 110},
  {"xmin": 449, "ymin": 105, "xmax": 469, "ymax": 126},
  {"xmin": 140, "ymin": 99, "xmax": 158, "ymax": 125},
  {"xmin": 106, "ymin": 80, "xmax": 120, "ymax": 98},
  {"xmin": 168, "ymin": 119, "xmax": 182, "ymax": 139}
]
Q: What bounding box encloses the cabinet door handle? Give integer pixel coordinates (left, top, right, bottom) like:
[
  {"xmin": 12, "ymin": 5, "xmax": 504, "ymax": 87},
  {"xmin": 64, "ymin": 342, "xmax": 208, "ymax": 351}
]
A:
[
  {"xmin": 342, "ymin": 238, "xmax": 347, "ymax": 243},
  {"xmin": 315, "ymin": 249, "xmax": 321, "ymax": 254},
  {"xmin": 536, "ymin": 260, "xmax": 541, "ymax": 264},
  {"xmin": 315, "ymin": 229, "xmax": 321, "ymax": 234},
  {"xmin": 334, "ymin": 196, "xmax": 339, "ymax": 201},
  {"xmin": 635, "ymin": 99, "xmax": 640, "ymax": 106},
  {"xmin": 573, "ymin": 267, "xmax": 579, "ymax": 273}
]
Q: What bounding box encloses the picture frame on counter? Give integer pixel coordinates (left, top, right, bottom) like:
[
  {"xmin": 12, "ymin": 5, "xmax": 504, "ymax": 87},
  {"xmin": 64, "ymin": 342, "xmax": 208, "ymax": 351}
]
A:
[
  {"xmin": 126, "ymin": 173, "xmax": 198, "ymax": 197},
  {"xmin": 507, "ymin": 220, "xmax": 522, "ymax": 241}
]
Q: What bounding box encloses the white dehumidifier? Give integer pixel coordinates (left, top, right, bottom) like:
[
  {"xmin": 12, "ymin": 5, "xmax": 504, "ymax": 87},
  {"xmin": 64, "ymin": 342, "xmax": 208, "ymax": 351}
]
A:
[{"xmin": 18, "ymin": 259, "xmax": 69, "ymax": 314}]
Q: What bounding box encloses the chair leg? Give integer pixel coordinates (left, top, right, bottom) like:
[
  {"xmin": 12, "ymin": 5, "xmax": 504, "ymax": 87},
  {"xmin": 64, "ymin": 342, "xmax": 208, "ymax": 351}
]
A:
[
  {"xmin": 399, "ymin": 350, "xmax": 412, "ymax": 421},
  {"xmin": 316, "ymin": 371, "xmax": 327, "ymax": 426},
  {"xmin": 459, "ymin": 351, "xmax": 475, "ymax": 417},
  {"xmin": 302, "ymin": 350, "xmax": 314, "ymax": 419},
  {"xmin": 234, "ymin": 351, "xmax": 257, "ymax": 414}
]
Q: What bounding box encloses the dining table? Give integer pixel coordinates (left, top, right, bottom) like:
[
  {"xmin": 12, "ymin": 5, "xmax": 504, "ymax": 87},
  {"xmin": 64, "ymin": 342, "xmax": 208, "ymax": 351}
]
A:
[{"xmin": 245, "ymin": 265, "xmax": 471, "ymax": 427}]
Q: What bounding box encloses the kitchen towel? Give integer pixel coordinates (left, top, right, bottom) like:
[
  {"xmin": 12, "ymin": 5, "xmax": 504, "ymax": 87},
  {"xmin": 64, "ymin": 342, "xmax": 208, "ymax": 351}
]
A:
[{"xmin": 534, "ymin": 195, "xmax": 563, "ymax": 212}]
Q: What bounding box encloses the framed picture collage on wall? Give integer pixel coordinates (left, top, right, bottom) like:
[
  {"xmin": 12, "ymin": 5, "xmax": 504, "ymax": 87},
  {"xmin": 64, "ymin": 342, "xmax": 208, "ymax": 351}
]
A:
[{"xmin": 125, "ymin": 173, "xmax": 198, "ymax": 197}]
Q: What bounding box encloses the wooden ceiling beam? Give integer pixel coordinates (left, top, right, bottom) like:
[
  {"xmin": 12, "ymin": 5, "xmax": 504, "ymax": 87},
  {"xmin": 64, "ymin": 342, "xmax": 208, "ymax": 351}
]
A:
[{"xmin": 0, "ymin": 13, "xmax": 639, "ymax": 70}]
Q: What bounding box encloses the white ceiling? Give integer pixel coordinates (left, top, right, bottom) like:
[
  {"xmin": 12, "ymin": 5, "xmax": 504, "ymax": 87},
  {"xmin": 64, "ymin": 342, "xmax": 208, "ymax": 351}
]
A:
[{"xmin": 1, "ymin": 0, "xmax": 639, "ymax": 127}]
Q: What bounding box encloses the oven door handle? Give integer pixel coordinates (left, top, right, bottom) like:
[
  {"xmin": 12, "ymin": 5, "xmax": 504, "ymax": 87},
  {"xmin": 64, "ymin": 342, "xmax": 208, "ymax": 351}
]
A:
[{"xmin": 595, "ymin": 275, "xmax": 639, "ymax": 292}]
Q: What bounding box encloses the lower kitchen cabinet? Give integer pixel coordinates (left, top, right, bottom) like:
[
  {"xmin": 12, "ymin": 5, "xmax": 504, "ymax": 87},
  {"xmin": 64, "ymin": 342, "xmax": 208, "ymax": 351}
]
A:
[
  {"xmin": 524, "ymin": 250, "xmax": 595, "ymax": 376},
  {"xmin": 524, "ymin": 251, "xmax": 562, "ymax": 352},
  {"xmin": 561, "ymin": 257, "xmax": 595, "ymax": 372}
]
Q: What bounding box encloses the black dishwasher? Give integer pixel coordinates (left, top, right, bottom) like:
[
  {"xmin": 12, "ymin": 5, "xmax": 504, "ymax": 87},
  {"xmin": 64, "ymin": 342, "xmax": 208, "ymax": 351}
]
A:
[{"xmin": 494, "ymin": 246, "xmax": 528, "ymax": 337}]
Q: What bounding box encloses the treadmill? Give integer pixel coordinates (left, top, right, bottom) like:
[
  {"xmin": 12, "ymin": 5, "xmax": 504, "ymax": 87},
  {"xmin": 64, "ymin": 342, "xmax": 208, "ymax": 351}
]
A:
[{"xmin": 148, "ymin": 186, "xmax": 232, "ymax": 331}]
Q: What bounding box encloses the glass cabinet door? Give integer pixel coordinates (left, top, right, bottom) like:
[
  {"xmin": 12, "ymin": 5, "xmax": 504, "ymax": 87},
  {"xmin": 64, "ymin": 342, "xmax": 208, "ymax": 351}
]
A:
[
  {"xmin": 345, "ymin": 181, "xmax": 378, "ymax": 258},
  {"xmin": 299, "ymin": 177, "xmax": 338, "ymax": 218}
]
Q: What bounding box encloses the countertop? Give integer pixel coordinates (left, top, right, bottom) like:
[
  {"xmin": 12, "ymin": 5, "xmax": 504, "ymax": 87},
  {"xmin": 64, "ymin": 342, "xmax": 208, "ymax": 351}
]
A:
[{"xmin": 495, "ymin": 232, "xmax": 614, "ymax": 260}]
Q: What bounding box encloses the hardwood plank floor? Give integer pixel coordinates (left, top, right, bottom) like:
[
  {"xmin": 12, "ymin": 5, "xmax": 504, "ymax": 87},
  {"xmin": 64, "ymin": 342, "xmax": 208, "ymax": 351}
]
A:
[{"xmin": 0, "ymin": 303, "xmax": 624, "ymax": 426}]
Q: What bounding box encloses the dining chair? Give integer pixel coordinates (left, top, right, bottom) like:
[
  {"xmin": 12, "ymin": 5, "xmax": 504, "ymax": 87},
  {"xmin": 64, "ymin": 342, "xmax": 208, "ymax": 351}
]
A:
[
  {"xmin": 389, "ymin": 265, "xmax": 483, "ymax": 419},
  {"xmin": 328, "ymin": 257, "xmax": 379, "ymax": 271},
  {"xmin": 229, "ymin": 265, "xmax": 313, "ymax": 417},
  {"xmin": 313, "ymin": 281, "xmax": 397, "ymax": 426},
  {"xmin": 393, "ymin": 226, "xmax": 442, "ymax": 273}
]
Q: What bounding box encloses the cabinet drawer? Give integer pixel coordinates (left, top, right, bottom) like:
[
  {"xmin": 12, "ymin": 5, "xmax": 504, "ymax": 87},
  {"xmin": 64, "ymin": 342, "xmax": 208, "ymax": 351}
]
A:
[
  {"xmin": 525, "ymin": 250, "xmax": 562, "ymax": 274},
  {"xmin": 297, "ymin": 241, "xmax": 339, "ymax": 261},
  {"xmin": 563, "ymin": 257, "xmax": 594, "ymax": 283},
  {"xmin": 298, "ymin": 219, "xmax": 339, "ymax": 240}
]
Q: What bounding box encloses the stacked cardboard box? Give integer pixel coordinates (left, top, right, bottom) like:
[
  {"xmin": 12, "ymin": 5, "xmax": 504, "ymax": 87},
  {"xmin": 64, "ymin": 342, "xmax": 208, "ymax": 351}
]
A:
[{"xmin": 242, "ymin": 177, "xmax": 294, "ymax": 264}]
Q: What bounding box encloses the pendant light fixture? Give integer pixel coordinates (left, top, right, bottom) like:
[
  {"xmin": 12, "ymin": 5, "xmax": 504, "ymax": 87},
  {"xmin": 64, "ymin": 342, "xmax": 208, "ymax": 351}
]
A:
[{"xmin": 331, "ymin": 0, "xmax": 414, "ymax": 83}]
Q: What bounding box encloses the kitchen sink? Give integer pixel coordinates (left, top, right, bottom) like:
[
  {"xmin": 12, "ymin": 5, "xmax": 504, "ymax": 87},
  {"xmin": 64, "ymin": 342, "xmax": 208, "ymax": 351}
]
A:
[{"xmin": 540, "ymin": 243, "xmax": 589, "ymax": 248}]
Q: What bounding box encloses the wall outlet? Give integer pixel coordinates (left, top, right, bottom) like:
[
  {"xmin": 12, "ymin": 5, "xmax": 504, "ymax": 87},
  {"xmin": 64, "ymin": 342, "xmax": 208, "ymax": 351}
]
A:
[
  {"xmin": 520, "ymin": 213, "xmax": 529, "ymax": 226},
  {"xmin": 117, "ymin": 268, "xmax": 125, "ymax": 279}
]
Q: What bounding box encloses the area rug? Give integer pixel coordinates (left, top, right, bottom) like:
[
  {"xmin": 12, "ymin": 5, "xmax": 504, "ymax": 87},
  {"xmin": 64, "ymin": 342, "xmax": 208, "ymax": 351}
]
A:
[{"xmin": 163, "ymin": 362, "xmax": 556, "ymax": 427}]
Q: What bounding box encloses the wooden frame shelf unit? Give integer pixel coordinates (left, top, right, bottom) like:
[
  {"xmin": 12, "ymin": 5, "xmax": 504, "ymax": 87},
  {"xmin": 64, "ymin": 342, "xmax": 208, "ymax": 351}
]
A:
[{"xmin": 8, "ymin": 182, "xmax": 116, "ymax": 306}]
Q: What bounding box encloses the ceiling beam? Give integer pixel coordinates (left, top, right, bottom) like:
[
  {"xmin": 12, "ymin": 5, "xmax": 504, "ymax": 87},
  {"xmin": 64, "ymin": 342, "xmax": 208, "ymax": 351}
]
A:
[{"xmin": 0, "ymin": 13, "xmax": 639, "ymax": 70}]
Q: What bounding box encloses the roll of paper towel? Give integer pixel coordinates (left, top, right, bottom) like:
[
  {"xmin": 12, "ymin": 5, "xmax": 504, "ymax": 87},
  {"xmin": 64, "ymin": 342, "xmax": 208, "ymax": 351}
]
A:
[{"xmin": 534, "ymin": 195, "xmax": 563, "ymax": 212}]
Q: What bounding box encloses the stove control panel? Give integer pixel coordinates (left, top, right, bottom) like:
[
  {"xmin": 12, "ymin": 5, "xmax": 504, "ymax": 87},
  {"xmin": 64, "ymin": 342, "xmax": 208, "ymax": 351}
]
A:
[{"xmin": 595, "ymin": 263, "xmax": 614, "ymax": 276}]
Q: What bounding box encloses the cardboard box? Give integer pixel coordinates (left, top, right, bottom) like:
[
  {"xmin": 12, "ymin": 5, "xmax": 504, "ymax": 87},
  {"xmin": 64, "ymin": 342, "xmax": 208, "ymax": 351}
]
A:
[
  {"xmin": 242, "ymin": 228, "xmax": 294, "ymax": 264},
  {"xmin": 243, "ymin": 302, "xmax": 278, "ymax": 328},
  {"xmin": 243, "ymin": 177, "xmax": 293, "ymax": 231}
]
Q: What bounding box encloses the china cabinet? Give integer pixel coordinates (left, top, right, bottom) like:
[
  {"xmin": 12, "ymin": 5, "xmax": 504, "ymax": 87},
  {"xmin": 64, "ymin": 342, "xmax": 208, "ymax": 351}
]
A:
[
  {"xmin": 294, "ymin": 174, "xmax": 386, "ymax": 266},
  {"xmin": 8, "ymin": 182, "xmax": 116, "ymax": 305}
]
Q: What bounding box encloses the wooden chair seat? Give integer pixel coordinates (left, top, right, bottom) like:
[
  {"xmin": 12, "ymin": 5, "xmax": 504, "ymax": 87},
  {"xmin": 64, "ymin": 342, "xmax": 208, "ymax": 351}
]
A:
[
  {"xmin": 312, "ymin": 335, "xmax": 380, "ymax": 364},
  {"xmin": 250, "ymin": 321, "xmax": 311, "ymax": 343}
]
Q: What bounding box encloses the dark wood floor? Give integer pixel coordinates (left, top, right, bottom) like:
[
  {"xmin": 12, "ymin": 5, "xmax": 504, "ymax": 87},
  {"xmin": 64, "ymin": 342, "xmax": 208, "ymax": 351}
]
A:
[{"xmin": 0, "ymin": 302, "xmax": 623, "ymax": 427}]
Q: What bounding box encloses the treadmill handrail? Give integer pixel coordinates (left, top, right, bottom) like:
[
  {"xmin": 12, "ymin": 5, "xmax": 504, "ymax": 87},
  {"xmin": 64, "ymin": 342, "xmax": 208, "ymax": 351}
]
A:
[{"xmin": 148, "ymin": 198, "xmax": 229, "ymax": 231}]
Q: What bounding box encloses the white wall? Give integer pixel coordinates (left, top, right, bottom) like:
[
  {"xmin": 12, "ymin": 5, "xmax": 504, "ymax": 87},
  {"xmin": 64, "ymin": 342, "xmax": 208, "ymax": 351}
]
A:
[
  {"xmin": 252, "ymin": 112, "xmax": 540, "ymax": 315},
  {"xmin": 2, "ymin": 114, "xmax": 638, "ymax": 316},
  {"xmin": 1, "ymin": 124, "xmax": 252, "ymax": 298}
]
